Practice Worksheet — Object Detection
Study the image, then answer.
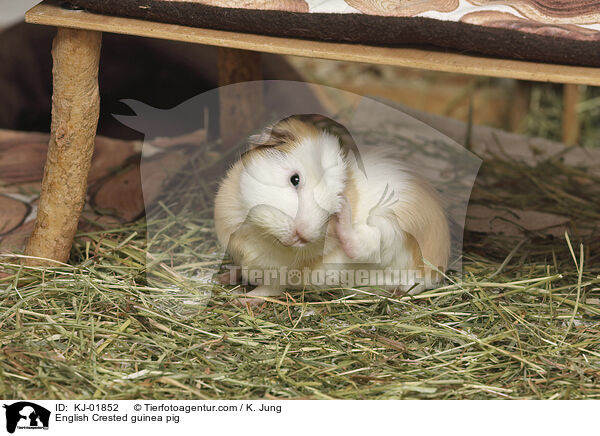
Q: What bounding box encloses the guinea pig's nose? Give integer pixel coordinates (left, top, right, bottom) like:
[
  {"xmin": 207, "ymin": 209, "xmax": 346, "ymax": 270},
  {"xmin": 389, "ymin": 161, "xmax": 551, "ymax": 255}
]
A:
[{"xmin": 293, "ymin": 229, "xmax": 310, "ymax": 245}]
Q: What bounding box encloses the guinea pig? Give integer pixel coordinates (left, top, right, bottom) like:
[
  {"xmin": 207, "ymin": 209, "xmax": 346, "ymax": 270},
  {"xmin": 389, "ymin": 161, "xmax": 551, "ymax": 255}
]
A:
[{"xmin": 214, "ymin": 117, "xmax": 450, "ymax": 301}]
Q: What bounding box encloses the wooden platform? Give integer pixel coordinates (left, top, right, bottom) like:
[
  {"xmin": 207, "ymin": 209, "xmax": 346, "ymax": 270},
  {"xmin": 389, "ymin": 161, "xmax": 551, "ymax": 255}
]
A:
[{"xmin": 26, "ymin": 0, "xmax": 600, "ymax": 86}]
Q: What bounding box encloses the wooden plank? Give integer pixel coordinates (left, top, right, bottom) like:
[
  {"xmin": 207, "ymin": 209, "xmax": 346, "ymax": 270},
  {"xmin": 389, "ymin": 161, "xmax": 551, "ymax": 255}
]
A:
[{"xmin": 26, "ymin": 1, "xmax": 600, "ymax": 86}]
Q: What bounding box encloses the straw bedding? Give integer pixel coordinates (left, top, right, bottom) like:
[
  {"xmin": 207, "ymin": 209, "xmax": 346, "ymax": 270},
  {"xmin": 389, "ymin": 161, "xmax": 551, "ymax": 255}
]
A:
[{"xmin": 0, "ymin": 112, "xmax": 598, "ymax": 399}]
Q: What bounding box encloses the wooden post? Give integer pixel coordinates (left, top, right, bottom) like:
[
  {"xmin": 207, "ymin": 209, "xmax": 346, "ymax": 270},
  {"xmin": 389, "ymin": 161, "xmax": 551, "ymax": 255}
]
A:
[
  {"xmin": 508, "ymin": 80, "xmax": 531, "ymax": 134},
  {"xmin": 562, "ymin": 83, "xmax": 580, "ymax": 146},
  {"xmin": 25, "ymin": 28, "xmax": 102, "ymax": 265},
  {"xmin": 217, "ymin": 47, "xmax": 263, "ymax": 147}
]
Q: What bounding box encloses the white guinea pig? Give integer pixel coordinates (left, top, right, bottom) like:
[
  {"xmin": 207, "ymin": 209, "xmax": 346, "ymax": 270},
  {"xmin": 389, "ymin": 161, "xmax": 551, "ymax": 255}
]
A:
[{"xmin": 214, "ymin": 117, "xmax": 450, "ymax": 300}]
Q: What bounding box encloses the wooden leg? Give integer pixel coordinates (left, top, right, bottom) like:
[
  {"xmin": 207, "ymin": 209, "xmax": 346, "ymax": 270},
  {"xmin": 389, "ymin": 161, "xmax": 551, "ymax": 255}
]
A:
[
  {"xmin": 217, "ymin": 47, "xmax": 263, "ymax": 148},
  {"xmin": 562, "ymin": 83, "xmax": 580, "ymax": 146},
  {"xmin": 25, "ymin": 28, "xmax": 102, "ymax": 265},
  {"xmin": 508, "ymin": 80, "xmax": 531, "ymax": 134}
]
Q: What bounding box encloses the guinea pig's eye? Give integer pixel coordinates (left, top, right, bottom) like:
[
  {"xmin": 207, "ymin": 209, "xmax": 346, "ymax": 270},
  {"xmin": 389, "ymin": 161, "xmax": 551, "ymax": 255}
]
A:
[{"xmin": 290, "ymin": 173, "xmax": 300, "ymax": 188}]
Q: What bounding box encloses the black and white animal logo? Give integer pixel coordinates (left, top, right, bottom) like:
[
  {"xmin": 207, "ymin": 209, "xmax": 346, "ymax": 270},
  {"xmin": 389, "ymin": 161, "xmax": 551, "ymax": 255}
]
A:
[{"xmin": 3, "ymin": 402, "xmax": 50, "ymax": 434}]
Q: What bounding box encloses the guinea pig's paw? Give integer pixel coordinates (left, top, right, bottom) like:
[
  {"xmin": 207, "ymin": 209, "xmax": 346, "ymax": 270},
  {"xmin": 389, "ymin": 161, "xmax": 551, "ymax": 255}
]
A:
[
  {"xmin": 214, "ymin": 267, "xmax": 242, "ymax": 285},
  {"xmin": 232, "ymin": 285, "xmax": 284, "ymax": 306},
  {"xmin": 233, "ymin": 296, "xmax": 265, "ymax": 307},
  {"xmin": 333, "ymin": 193, "xmax": 347, "ymax": 214},
  {"xmin": 334, "ymin": 215, "xmax": 357, "ymax": 259},
  {"xmin": 249, "ymin": 285, "xmax": 284, "ymax": 297},
  {"xmin": 333, "ymin": 195, "xmax": 357, "ymax": 258},
  {"xmin": 336, "ymin": 194, "xmax": 352, "ymax": 217},
  {"xmin": 335, "ymin": 196, "xmax": 353, "ymax": 230}
]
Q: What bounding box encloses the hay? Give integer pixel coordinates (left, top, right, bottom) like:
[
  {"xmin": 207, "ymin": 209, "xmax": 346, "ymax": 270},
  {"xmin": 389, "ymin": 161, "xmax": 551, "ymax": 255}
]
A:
[
  {"xmin": 525, "ymin": 84, "xmax": 600, "ymax": 148},
  {"xmin": 1, "ymin": 133, "xmax": 599, "ymax": 400}
]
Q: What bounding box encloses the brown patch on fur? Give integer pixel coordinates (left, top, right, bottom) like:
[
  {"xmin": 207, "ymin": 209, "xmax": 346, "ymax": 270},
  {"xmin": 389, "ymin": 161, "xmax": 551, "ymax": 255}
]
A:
[
  {"xmin": 214, "ymin": 158, "xmax": 244, "ymax": 247},
  {"xmin": 344, "ymin": 167, "xmax": 360, "ymax": 225},
  {"xmin": 407, "ymin": 231, "xmax": 442, "ymax": 283},
  {"xmin": 241, "ymin": 118, "xmax": 320, "ymax": 165},
  {"xmin": 391, "ymin": 175, "xmax": 450, "ymax": 283},
  {"xmin": 406, "ymin": 232, "xmax": 423, "ymax": 270}
]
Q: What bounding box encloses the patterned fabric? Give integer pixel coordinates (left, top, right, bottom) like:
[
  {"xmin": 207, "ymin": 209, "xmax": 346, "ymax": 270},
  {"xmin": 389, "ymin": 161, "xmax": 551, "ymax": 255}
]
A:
[
  {"xmin": 168, "ymin": 0, "xmax": 600, "ymax": 40},
  {"xmin": 359, "ymin": 0, "xmax": 600, "ymax": 42},
  {"xmin": 70, "ymin": 0, "xmax": 600, "ymax": 66}
]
